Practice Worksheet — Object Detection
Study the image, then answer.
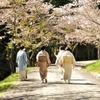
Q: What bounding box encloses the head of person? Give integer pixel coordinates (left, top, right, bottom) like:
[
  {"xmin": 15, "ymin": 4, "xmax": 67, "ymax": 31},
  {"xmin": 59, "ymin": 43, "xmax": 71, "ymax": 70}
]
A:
[
  {"xmin": 65, "ymin": 46, "xmax": 72, "ymax": 52},
  {"xmin": 20, "ymin": 46, "xmax": 25, "ymax": 50},
  {"xmin": 59, "ymin": 46, "xmax": 65, "ymax": 50},
  {"xmin": 41, "ymin": 46, "xmax": 45, "ymax": 50}
]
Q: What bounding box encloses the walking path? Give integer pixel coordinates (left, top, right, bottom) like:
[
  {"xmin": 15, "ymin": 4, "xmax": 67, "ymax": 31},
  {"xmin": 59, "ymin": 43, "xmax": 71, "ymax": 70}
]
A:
[{"xmin": 0, "ymin": 60, "xmax": 100, "ymax": 100}]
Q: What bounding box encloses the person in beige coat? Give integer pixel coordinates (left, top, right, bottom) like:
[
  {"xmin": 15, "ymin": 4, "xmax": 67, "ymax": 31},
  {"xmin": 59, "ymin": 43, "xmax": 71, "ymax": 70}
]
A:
[
  {"xmin": 60, "ymin": 47, "xmax": 76, "ymax": 83},
  {"xmin": 36, "ymin": 46, "xmax": 51, "ymax": 83}
]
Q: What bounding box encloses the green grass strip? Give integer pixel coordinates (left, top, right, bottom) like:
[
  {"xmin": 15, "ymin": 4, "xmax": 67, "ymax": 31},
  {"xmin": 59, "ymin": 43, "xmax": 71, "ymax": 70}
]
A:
[
  {"xmin": 85, "ymin": 60, "xmax": 100, "ymax": 74},
  {"xmin": 0, "ymin": 66, "xmax": 36, "ymax": 93}
]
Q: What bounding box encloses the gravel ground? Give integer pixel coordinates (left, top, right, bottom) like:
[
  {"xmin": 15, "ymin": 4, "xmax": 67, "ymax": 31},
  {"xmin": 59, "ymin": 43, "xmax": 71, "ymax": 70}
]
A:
[{"xmin": 0, "ymin": 61, "xmax": 100, "ymax": 100}]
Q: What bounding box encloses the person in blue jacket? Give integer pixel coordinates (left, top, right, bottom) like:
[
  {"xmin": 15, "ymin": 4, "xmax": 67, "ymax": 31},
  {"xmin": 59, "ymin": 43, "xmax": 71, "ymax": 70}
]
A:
[{"xmin": 16, "ymin": 46, "xmax": 28, "ymax": 81}]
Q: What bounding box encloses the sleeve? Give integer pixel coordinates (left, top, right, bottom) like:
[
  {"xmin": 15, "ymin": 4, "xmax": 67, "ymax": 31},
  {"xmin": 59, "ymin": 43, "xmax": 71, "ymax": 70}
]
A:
[
  {"xmin": 23, "ymin": 52, "xmax": 28, "ymax": 63},
  {"xmin": 55, "ymin": 56, "xmax": 60, "ymax": 66},
  {"xmin": 55, "ymin": 51, "xmax": 62, "ymax": 66},
  {"xmin": 36, "ymin": 52, "xmax": 39, "ymax": 62},
  {"xmin": 72, "ymin": 53, "xmax": 76, "ymax": 67},
  {"xmin": 46, "ymin": 52, "xmax": 51, "ymax": 64},
  {"xmin": 59, "ymin": 55, "xmax": 63, "ymax": 65},
  {"xmin": 16, "ymin": 52, "xmax": 18, "ymax": 64},
  {"xmin": 54, "ymin": 52, "xmax": 58, "ymax": 58},
  {"xmin": 55, "ymin": 54, "xmax": 63, "ymax": 66},
  {"xmin": 16, "ymin": 54, "xmax": 18, "ymax": 64}
]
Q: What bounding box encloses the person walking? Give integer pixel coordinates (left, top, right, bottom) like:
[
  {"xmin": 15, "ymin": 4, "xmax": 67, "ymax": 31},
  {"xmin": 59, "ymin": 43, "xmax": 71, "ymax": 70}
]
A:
[
  {"xmin": 16, "ymin": 46, "xmax": 28, "ymax": 81},
  {"xmin": 36, "ymin": 46, "xmax": 51, "ymax": 83},
  {"xmin": 55, "ymin": 46, "xmax": 65, "ymax": 80},
  {"xmin": 60, "ymin": 47, "xmax": 76, "ymax": 83}
]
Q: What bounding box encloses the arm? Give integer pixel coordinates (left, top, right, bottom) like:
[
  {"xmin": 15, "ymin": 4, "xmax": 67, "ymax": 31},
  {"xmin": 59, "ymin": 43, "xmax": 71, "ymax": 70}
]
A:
[
  {"xmin": 54, "ymin": 52, "xmax": 57, "ymax": 58},
  {"xmin": 23, "ymin": 52, "xmax": 28, "ymax": 64},
  {"xmin": 46, "ymin": 52, "xmax": 51, "ymax": 65}
]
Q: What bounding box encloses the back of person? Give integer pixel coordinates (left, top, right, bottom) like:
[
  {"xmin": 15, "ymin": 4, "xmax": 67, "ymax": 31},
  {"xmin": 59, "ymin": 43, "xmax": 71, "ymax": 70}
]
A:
[
  {"xmin": 17, "ymin": 50, "xmax": 26, "ymax": 69},
  {"xmin": 55, "ymin": 46, "xmax": 65, "ymax": 66},
  {"xmin": 59, "ymin": 46, "xmax": 76, "ymax": 83},
  {"xmin": 38, "ymin": 56, "xmax": 47, "ymax": 62},
  {"xmin": 62, "ymin": 51, "xmax": 73, "ymax": 65},
  {"xmin": 16, "ymin": 46, "xmax": 28, "ymax": 81},
  {"xmin": 36, "ymin": 46, "xmax": 51, "ymax": 83},
  {"xmin": 63, "ymin": 56, "xmax": 72, "ymax": 64}
]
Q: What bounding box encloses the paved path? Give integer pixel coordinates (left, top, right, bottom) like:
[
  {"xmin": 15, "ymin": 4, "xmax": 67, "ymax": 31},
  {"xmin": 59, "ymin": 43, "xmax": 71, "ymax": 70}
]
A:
[{"xmin": 0, "ymin": 61, "xmax": 100, "ymax": 100}]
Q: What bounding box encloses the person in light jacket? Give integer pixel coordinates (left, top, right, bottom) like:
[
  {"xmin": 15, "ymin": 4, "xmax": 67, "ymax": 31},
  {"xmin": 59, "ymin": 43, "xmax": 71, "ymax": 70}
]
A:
[{"xmin": 16, "ymin": 46, "xmax": 28, "ymax": 81}]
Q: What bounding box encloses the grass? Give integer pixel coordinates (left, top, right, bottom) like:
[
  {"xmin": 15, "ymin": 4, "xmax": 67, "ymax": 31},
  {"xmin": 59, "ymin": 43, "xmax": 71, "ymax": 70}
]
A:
[
  {"xmin": 0, "ymin": 66, "xmax": 36, "ymax": 93},
  {"xmin": 84, "ymin": 59, "xmax": 100, "ymax": 74}
]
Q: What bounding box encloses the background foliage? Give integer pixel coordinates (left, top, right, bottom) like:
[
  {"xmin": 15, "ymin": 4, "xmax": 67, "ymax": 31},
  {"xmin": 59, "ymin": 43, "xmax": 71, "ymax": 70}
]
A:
[{"xmin": 0, "ymin": 0, "xmax": 100, "ymax": 79}]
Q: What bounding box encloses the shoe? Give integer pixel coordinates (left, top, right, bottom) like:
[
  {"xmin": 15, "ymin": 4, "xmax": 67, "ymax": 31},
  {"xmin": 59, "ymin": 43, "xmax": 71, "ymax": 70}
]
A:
[
  {"xmin": 42, "ymin": 79, "xmax": 44, "ymax": 83},
  {"xmin": 60, "ymin": 76, "xmax": 63, "ymax": 80},
  {"xmin": 68, "ymin": 80, "xmax": 70, "ymax": 84},
  {"xmin": 64, "ymin": 80, "xmax": 67, "ymax": 83},
  {"xmin": 60, "ymin": 78, "xmax": 63, "ymax": 80},
  {"xmin": 42, "ymin": 81, "xmax": 44, "ymax": 83},
  {"xmin": 45, "ymin": 79, "xmax": 47, "ymax": 83},
  {"xmin": 19, "ymin": 79, "xmax": 25, "ymax": 81}
]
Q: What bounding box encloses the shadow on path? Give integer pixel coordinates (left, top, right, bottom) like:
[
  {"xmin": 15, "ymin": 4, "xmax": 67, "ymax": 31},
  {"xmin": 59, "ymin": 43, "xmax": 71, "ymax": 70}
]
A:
[{"xmin": 1, "ymin": 63, "xmax": 100, "ymax": 100}]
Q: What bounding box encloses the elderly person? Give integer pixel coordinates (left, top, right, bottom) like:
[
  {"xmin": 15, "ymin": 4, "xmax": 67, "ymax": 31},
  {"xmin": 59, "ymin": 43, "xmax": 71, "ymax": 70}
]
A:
[
  {"xmin": 36, "ymin": 46, "xmax": 51, "ymax": 83},
  {"xmin": 16, "ymin": 46, "xmax": 28, "ymax": 81}
]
